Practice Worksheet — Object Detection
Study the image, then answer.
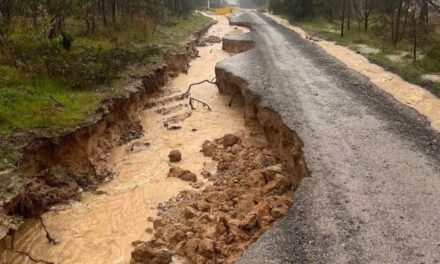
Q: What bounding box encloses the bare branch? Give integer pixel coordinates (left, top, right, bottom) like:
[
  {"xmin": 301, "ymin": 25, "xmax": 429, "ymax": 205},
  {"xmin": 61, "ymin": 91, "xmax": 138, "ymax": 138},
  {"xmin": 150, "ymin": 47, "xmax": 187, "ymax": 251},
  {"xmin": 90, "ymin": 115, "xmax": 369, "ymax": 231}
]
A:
[
  {"xmin": 38, "ymin": 216, "xmax": 60, "ymax": 245},
  {"xmin": 182, "ymin": 77, "xmax": 217, "ymax": 98},
  {"xmin": 189, "ymin": 97, "xmax": 212, "ymax": 111}
]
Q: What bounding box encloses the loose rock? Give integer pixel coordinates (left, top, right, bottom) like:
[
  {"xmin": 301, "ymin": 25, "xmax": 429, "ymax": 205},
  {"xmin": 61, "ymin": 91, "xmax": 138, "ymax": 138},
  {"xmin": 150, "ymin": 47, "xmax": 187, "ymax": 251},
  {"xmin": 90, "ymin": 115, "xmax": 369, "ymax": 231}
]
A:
[
  {"xmin": 168, "ymin": 167, "xmax": 197, "ymax": 182},
  {"xmin": 222, "ymin": 134, "xmax": 241, "ymax": 148},
  {"xmin": 168, "ymin": 150, "xmax": 182, "ymax": 162},
  {"xmin": 131, "ymin": 133, "xmax": 295, "ymax": 264}
]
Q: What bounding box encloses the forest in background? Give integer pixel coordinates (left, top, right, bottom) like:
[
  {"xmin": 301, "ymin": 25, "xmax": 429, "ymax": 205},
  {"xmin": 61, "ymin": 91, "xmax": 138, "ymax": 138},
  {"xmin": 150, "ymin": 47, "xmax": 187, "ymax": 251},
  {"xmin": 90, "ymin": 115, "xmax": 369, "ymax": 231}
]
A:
[
  {"xmin": 0, "ymin": 1, "xmax": 215, "ymax": 136},
  {"xmin": 266, "ymin": 0, "xmax": 440, "ymax": 95},
  {"xmin": 0, "ymin": 0, "xmax": 220, "ymax": 170}
]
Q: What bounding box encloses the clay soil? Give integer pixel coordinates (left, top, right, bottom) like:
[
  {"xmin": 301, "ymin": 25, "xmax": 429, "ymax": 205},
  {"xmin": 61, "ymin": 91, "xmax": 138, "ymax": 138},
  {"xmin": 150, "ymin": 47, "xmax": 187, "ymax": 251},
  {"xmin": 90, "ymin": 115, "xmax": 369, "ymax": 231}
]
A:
[{"xmin": 131, "ymin": 130, "xmax": 294, "ymax": 264}]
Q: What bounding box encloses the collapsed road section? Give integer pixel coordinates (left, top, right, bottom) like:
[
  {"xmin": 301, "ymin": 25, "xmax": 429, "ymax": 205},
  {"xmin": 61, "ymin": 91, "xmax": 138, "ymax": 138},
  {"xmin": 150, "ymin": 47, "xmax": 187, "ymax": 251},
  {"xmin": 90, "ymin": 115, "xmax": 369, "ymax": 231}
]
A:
[
  {"xmin": 1, "ymin": 13, "xmax": 308, "ymax": 264},
  {"xmin": 218, "ymin": 11, "xmax": 440, "ymax": 264}
]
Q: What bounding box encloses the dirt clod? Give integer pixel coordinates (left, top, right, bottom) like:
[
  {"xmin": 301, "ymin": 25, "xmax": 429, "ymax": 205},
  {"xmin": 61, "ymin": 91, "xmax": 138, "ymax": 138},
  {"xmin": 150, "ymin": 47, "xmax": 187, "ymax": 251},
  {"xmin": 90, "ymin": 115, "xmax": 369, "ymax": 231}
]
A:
[
  {"xmin": 222, "ymin": 134, "xmax": 241, "ymax": 148},
  {"xmin": 132, "ymin": 132, "xmax": 295, "ymax": 264},
  {"xmin": 168, "ymin": 167, "xmax": 197, "ymax": 182},
  {"xmin": 168, "ymin": 150, "xmax": 182, "ymax": 162},
  {"xmin": 131, "ymin": 243, "xmax": 173, "ymax": 264}
]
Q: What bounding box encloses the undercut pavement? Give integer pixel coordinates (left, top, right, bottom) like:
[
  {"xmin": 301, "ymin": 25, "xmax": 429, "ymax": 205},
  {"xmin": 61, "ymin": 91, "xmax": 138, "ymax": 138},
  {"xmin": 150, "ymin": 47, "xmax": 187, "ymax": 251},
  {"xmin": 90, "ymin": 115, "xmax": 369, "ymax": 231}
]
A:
[{"xmin": 216, "ymin": 11, "xmax": 440, "ymax": 264}]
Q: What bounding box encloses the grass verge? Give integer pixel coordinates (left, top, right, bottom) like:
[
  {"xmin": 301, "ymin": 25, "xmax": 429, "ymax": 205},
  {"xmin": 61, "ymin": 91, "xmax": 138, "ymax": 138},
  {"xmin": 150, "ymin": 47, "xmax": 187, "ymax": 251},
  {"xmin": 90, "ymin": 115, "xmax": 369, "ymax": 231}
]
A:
[
  {"xmin": 0, "ymin": 13, "xmax": 211, "ymax": 170},
  {"xmin": 292, "ymin": 18, "xmax": 440, "ymax": 96}
]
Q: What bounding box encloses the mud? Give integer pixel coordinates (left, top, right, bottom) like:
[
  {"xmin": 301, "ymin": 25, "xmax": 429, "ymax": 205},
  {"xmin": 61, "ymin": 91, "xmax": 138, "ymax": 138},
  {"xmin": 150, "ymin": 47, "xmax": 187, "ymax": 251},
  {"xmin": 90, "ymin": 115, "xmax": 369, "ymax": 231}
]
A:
[
  {"xmin": 0, "ymin": 17, "xmax": 215, "ymax": 237},
  {"xmin": 130, "ymin": 15, "xmax": 307, "ymax": 264},
  {"xmin": 1, "ymin": 14, "xmax": 261, "ymax": 264},
  {"xmin": 2, "ymin": 13, "xmax": 307, "ymax": 264},
  {"xmin": 132, "ymin": 132, "xmax": 295, "ymax": 264}
]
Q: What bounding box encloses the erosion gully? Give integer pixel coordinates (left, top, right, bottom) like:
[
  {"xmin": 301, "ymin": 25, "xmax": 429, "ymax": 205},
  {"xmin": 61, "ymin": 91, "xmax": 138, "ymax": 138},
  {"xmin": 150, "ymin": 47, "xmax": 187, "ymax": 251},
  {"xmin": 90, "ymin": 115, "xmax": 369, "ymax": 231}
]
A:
[{"xmin": 1, "ymin": 13, "xmax": 306, "ymax": 264}]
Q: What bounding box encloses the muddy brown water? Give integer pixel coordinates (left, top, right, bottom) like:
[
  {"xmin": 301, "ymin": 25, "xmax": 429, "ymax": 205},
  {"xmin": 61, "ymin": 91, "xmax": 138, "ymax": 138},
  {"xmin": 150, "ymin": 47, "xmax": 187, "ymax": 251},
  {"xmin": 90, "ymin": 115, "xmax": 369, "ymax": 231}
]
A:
[{"xmin": 1, "ymin": 15, "xmax": 250, "ymax": 264}]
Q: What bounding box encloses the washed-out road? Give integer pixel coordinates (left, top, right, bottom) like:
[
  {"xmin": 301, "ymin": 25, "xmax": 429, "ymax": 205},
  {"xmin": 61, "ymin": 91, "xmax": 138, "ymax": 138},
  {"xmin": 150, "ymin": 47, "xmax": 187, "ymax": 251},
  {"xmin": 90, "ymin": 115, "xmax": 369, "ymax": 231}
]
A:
[{"xmin": 216, "ymin": 11, "xmax": 440, "ymax": 264}]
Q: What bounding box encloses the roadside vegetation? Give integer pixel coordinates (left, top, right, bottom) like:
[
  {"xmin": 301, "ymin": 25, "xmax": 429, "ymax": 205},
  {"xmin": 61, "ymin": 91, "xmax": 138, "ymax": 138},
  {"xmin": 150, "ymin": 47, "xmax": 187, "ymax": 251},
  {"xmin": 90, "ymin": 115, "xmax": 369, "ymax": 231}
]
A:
[
  {"xmin": 266, "ymin": 0, "xmax": 440, "ymax": 96},
  {"xmin": 0, "ymin": 0, "xmax": 218, "ymax": 170}
]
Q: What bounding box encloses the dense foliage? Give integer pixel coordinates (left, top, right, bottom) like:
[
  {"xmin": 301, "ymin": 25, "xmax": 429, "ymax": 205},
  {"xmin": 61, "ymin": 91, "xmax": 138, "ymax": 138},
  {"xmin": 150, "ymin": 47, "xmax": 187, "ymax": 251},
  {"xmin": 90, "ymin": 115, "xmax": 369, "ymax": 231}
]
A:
[
  {"xmin": 268, "ymin": 0, "xmax": 440, "ymax": 52},
  {"xmin": 264, "ymin": 0, "xmax": 440, "ymax": 93},
  {"xmin": 0, "ymin": 1, "xmax": 214, "ymax": 139},
  {"xmin": 0, "ymin": 0, "xmax": 212, "ymax": 87}
]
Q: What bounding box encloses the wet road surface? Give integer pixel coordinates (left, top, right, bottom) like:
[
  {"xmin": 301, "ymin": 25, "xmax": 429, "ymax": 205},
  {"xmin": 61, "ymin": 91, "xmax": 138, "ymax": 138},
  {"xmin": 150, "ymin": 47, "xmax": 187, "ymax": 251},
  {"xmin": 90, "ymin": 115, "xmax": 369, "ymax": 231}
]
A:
[{"xmin": 216, "ymin": 11, "xmax": 440, "ymax": 264}]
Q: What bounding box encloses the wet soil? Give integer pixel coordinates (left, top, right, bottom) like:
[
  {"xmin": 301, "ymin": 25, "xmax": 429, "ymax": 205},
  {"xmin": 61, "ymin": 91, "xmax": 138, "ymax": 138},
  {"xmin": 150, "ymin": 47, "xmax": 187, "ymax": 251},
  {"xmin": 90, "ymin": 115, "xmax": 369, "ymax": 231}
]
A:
[
  {"xmin": 1, "ymin": 15, "xmax": 254, "ymax": 264},
  {"xmin": 131, "ymin": 132, "xmax": 294, "ymax": 264}
]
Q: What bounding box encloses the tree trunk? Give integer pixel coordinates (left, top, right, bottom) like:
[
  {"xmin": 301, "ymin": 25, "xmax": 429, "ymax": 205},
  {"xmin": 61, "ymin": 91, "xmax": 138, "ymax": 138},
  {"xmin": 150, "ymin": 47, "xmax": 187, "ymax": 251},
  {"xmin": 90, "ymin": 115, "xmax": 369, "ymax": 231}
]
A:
[
  {"xmin": 364, "ymin": 0, "xmax": 370, "ymax": 32},
  {"xmin": 112, "ymin": 0, "xmax": 117, "ymax": 24},
  {"xmin": 401, "ymin": 0, "xmax": 410, "ymax": 40},
  {"xmin": 412, "ymin": 8, "xmax": 417, "ymax": 63},
  {"xmin": 419, "ymin": 0, "xmax": 429, "ymax": 39},
  {"xmin": 100, "ymin": 0, "xmax": 107, "ymax": 27},
  {"xmin": 394, "ymin": 0, "xmax": 404, "ymax": 46},
  {"xmin": 341, "ymin": 0, "xmax": 346, "ymax": 37}
]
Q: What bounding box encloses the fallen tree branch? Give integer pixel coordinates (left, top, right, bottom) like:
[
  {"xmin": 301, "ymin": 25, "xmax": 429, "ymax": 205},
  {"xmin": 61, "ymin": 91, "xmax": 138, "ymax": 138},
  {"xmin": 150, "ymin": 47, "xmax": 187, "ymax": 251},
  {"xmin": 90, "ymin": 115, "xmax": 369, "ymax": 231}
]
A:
[
  {"xmin": 5, "ymin": 231, "xmax": 55, "ymax": 264},
  {"xmin": 189, "ymin": 97, "xmax": 212, "ymax": 111},
  {"xmin": 38, "ymin": 216, "xmax": 60, "ymax": 245},
  {"xmin": 182, "ymin": 77, "xmax": 217, "ymax": 98}
]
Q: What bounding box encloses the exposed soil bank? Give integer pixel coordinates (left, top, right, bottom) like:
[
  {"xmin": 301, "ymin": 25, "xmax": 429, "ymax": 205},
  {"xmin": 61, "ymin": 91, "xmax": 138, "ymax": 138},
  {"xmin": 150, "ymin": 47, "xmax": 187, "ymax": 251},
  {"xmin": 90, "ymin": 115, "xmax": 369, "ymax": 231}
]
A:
[
  {"xmin": 223, "ymin": 33, "xmax": 254, "ymax": 54},
  {"xmin": 263, "ymin": 13, "xmax": 440, "ymax": 132},
  {"xmin": 130, "ymin": 16, "xmax": 307, "ymax": 264},
  {"xmin": 1, "ymin": 14, "xmax": 255, "ymax": 264},
  {"xmin": 0, "ymin": 16, "xmax": 214, "ymax": 254}
]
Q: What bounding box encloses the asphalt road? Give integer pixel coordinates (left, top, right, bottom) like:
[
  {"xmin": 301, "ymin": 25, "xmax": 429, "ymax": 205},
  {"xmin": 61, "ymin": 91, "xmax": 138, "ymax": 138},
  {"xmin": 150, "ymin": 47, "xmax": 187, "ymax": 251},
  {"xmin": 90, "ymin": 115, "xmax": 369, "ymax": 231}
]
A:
[{"xmin": 216, "ymin": 11, "xmax": 440, "ymax": 264}]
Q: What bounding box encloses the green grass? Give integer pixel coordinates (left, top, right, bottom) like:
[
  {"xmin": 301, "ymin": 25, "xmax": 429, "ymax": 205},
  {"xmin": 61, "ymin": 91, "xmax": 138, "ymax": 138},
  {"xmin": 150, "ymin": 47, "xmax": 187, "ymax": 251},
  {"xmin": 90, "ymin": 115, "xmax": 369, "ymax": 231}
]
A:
[
  {"xmin": 0, "ymin": 13, "xmax": 211, "ymax": 170},
  {"xmin": 293, "ymin": 18, "xmax": 440, "ymax": 95},
  {"xmin": 153, "ymin": 14, "xmax": 211, "ymax": 51},
  {"xmin": 0, "ymin": 74, "xmax": 101, "ymax": 135},
  {"xmin": 0, "ymin": 13, "xmax": 209, "ymax": 135},
  {"xmin": 433, "ymin": 82, "xmax": 440, "ymax": 95}
]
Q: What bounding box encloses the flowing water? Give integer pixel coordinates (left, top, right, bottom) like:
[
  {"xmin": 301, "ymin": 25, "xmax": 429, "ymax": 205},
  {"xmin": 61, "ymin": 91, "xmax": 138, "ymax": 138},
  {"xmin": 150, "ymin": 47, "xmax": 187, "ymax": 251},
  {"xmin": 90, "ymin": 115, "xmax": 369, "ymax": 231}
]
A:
[{"xmin": 1, "ymin": 15, "xmax": 249, "ymax": 264}]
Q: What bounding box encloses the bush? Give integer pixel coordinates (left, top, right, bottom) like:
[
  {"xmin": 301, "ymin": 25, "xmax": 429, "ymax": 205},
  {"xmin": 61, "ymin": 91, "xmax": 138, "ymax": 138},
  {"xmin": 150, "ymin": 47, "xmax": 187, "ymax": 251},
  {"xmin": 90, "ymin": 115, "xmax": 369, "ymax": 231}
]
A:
[{"xmin": 420, "ymin": 43, "xmax": 440, "ymax": 72}]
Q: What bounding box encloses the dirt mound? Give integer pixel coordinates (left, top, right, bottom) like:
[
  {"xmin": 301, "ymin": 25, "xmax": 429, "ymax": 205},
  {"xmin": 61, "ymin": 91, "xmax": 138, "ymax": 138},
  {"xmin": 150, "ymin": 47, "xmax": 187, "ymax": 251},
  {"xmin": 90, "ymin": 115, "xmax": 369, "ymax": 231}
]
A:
[{"xmin": 131, "ymin": 131, "xmax": 294, "ymax": 264}]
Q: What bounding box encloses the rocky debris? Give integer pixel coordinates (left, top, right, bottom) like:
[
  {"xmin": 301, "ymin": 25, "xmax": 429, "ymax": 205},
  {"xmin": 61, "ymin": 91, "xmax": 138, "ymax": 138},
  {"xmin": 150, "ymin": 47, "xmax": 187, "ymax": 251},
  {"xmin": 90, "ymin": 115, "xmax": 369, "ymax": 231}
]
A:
[
  {"xmin": 222, "ymin": 134, "xmax": 241, "ymax": 148},
  {"xmin": 131, "ymin": 242, "xmax": 173, "ymax": 264},
  {"xmin": 199, "ymin": 35, "xmax": 222, "ymax": 46},
  {"xmin": 127, "ymin": 141, "xmax": 151, "ymax": 153},
  {"xmin": 131, "ymin": 132, "xmax": 294, "ymax": 264},
  {"xmin": 120, "ymin": 126, "xmax": 143, "ymax": 143},
  {"xmin": 168, "ymin": 167, "xmax": 197, "ymax": 182},
  {"xmin": 166, "ymin": 125, "xmax": 182, "ymax": 131},
  {"xmin": 8, "ymin": 166, "xmax": 82, "ymax": 218},
  {"xmin": 201, "ymin": 140, "xmax": 217, "ymax": 157},
  {"xmin": 190, "ymin": 181, "xmax": 205, "ymax": 189},
  {"xmin": 164, "ymin": 112, "xmax": 192, "ymax": 127},
  {"xmin": 168, "ymin": 150, "xmax": 182, "ymax": 162}
]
